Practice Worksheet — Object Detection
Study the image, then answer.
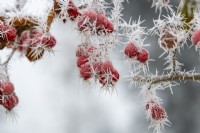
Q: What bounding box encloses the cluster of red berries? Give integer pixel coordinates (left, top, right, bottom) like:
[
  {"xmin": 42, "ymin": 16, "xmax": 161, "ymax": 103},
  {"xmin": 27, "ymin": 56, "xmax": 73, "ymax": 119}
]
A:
[
  {"xmin": 19, "ymin": 29, "xmax": 56, "ymax": 61},
  {"xmin": 78, "ymin": 9, "xmax": 114, "ymax": 34},
  {"xmin": 124, "ymin": 42, "xmax": 149, "ymax": 63},
  {"xmin": 76, "ymin": 44, "xmax": 119, "ymax": 86},
  {"xmin": 146, "ymin": 100, "xmax": 167, "ymax": 121},
  {"xmin": 0, "ymin": 22, "xmax": 17, "ymax": 49},
  {"xmin": 0, "ymin": 80, "xmax": 19, "ymax": 111},
  {"xmin": 192, "ymin": 29, "xmax": 200, "ymax": 46}
]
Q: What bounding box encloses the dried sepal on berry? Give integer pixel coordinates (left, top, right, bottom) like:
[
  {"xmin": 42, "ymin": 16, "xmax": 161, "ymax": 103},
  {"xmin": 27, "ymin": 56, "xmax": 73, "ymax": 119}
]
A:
[{"xmin": 26, "ymin": 47, "xmax": 45, "ymax": 62}]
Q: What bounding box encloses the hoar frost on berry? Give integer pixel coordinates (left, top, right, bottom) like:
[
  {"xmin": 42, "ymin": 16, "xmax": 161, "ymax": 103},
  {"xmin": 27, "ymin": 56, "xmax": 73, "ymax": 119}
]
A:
[
  {"xmin": 140, "ymin": 85, "xmax": 171, "ymax": 133},
  {"xmin": 120, "ymin": 17, "xmax": 150, "ymax": 74},
  {"xmin": 150, "ymin": 12, "xmax": 188, "ymax": 52}
]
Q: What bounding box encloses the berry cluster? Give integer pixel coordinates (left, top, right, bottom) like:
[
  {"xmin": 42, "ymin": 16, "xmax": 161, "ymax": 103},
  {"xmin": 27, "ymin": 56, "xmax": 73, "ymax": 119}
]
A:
[
  {"xmin": 78, "ymin": 9, "xmax": 114, "ymax": 34},
  {"xmin": 146, "ymin": 100, "xmax": 167, "ymax": 121},
  {"xmin": 124, "ymin": 42, "xmax": 149, "ymax": 63},
  {"xmin": 19, "ymin": 29, "xmax": 56, "ymax": 61},
  {"xmin": 76, "ymin": 44, "xmax": 119, "ymax": 88},
  {"xmin": 0, "ymin": 81, "xmax": 18, "ymax": 111}
]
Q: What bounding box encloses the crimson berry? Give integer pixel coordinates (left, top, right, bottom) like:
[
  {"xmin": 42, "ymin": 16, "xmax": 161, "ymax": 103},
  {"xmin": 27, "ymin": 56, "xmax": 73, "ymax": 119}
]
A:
[
  {"xmin": 191, "ymin": 29, "xmax": 200, "ymax": 46},
  {"xmin": 105, "ymin": 21, "xmax": 114, "ymax": 33},
  {"xmin": 137, "ymin": 49, "xmax": 149, "ymax": 63},
  {"xmin": 67, "ymin": 0, "xmax": 80, "ymax": 20},
  {"xmin": 76, "ymin": 55, "xmax": 89, "ymax": 68},
  {"xmin": 151, "ymin": 105, "xmax": 166, "ymax": 120},
  {"xmin": 1, "ymin": 81, "xmax": 14, "ymax": 95},
  {"xmin": 80, "ymin": 64, "xmax": 92, "ymax": 80},
  {"xmin": 78, "ymin": 9, "xmax": 98, "ymax": 31},
  {"xmin": 99, "ymin": 61, "xmax": 114, "ymax": 74},
  {"xmin": 96, "ymin": 13, "xmax": 107, "ymax": 29},
  {"xmin": 42, "ymin": 35, "xmax": 56, "ymax": 48},
  {"xmin": 2, "ymin": 92, "xmax": 19, "ymax": 111},
  {"xmin": 111, "ymin": 69, "xmax": 120, "ymax": 82},
  {"xmin": 124, "ymin": 42, "xmax": 139, "ymax": 58},
  {"xmin": 0, "ymin": 25, "xmax": 17, "ymax": 41}
]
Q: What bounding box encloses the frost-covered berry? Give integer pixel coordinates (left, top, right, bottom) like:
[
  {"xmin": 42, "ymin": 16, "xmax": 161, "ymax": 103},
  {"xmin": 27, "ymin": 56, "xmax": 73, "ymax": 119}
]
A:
[
  {"xmin": 0, "ymin": 25, "xmax": 17, "ymax": 41},
  {"xmin": 67, "ymin": 0, "xmax": 80, "ymax": 20},
  {"xmin": 42, "ymin": 35, "xmax": 56, "ymax": 48},
  {"xmin": 105, "ymin": 20, "xmax": 114, "ymax": 33},
  {"xmin": 111, "ymin": 69, "xmax": 120, "ymax": 82},
  {"xmin": 191, "ymin": 29, "xmax": 200, "ymax": 46},
  {"xmin": 1, "ymin": 81, "xmax": 14, "ymax": 95},
  {"xmin": 77, "ymin": 55, "xmax": 89, "ymax": 68},
  {"xmin": 151, "ymin": 105, "xmax": 166, "ymax": 120},
  {"xmin": 80, "ymin": 64, "xmax": 92, "ymax": 80},
  {"xmin": 97, "ymin": 61, "xmax": 119, "ymax": 85},
  {"xmin": 99, "ymin": 61, "xmax": 114, "ymax": 73},
  {"xmin": 137, "ymin": 49, "xmax": 149, "ymax": 63},
  {"xmin": 78, "ymin": 9, "xmax": 97, "ymax": 31},
  {"xmin": 124, "ymin": 42, "xmax": 139, "ymax": 58},
  {"xmin": 98, "ymin": 69, "xmax": 119, "ymax": 85},
  {"xmin": 96, "ymin": 13, "xmax": 107, "ymax": 28},
  {"xmin": 2, "ymin": 92, "xmax": 19, "ymax": 111}
]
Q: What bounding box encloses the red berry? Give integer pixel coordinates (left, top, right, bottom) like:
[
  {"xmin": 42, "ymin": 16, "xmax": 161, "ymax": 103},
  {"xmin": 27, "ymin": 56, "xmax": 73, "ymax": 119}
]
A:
[
  {"xmin": 77, "ymin": 9, "xmax": 97, "ymax": 31},
  {"xmin": 111, "ymin": 69, "xmax": 119, "ymax": 82},
  {"xmin": 99, "ymin": 61, "xmax": 114, "ymax": 74},
  {"xmin": 124, "ymin": 43, "xmax": 139, "ymax": 58},
  {"xmin": 2, "ymin": 92, "xmax": 19, "ymax": 111},
  {"xmin": 105, "ymin": 21, "xmax": 114, "ymax": 33},
  {"xmin": 96, "ymin": 13, "xmax": 108, "ymax": 29},
  {"xmin": 151, "ymin": 105, "xmax": 166, "ymax": 120},
  {"xmin": 1, "ymin": 81, "xmax": 14, "ymax": 95},
  {"xmin": 0, "ymin": 25, "xmax": 17, "ymax": 41},
  {"xmin": 80, "ymin": 64, "xmax": 92, "ymax": 80},
  {"xmin": 77, "ymin": 55, "xmax": 89, "ymax": 68},
  {"xmin": 192, "ymin": 29, "xmax": 200, "ymax": 46},
  {"xmin": 42, "ymin": 35, "xmax": 56, "ymax": 48},
  {"xmin": 67, "ymin": 0, "xmax": 79, "ymax": 20},
  {"xmin": 137, "ymin": 49, "xmax": 149, "ymax": 63}
]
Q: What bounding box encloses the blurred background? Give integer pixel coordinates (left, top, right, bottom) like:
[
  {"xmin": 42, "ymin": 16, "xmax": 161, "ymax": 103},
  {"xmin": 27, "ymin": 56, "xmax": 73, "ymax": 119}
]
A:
[{"xmin": 1, "ymin": 0, "xmax": 200, "ymax": 133}]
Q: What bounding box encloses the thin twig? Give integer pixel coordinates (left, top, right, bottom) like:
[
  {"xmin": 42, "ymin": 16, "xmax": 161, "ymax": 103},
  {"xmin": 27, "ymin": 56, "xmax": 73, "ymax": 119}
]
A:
[
  {"xmin": 172, "ymin": 49, "xmax": 177, "ymax": 73},
  {"xmin": 133, "ymin": 73, "xmax": 200, "ymax": 85}
]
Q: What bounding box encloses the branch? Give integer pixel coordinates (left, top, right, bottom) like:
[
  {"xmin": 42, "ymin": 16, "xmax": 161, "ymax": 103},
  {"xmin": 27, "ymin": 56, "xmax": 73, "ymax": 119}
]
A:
[
  {"xmin": 172, "ymin": 49, "xmax": 177, "ymax": 73},
  {"xmin": 133, "ymin": 73, "xmax": 200, "ymax": 85}
]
